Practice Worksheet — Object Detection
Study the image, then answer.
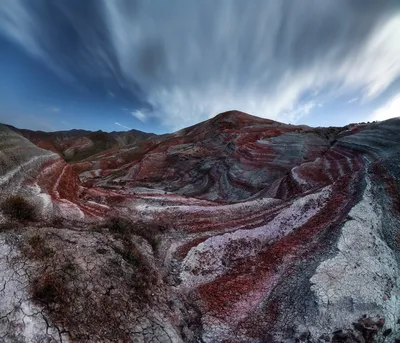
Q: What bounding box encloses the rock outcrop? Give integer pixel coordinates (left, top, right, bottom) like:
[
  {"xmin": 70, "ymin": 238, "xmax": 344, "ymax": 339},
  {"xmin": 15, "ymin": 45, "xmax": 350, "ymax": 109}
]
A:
[{"xmin": 1, "ymin": 112, "xmax": 400, "ymax": 342}]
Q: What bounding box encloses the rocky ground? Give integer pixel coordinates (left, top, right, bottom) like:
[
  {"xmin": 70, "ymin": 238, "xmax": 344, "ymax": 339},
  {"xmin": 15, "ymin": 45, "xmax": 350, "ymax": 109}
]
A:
[{"xmin": 1, "ymin": 111, "xmax": 400, "ymax": 342}]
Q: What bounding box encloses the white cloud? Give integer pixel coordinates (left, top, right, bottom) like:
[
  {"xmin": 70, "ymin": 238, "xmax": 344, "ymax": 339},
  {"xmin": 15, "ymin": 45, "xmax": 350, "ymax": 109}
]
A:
[
  {"xmin": 369, "ymin": 94, "xmax": 400, "ymax": 122},
  {"xmin": 130, "ymin": 109, "xmax": 147, "ymax": 122},
  {"xmin": 338, "ymin": 15, "xmax": 400, "ymax": 101},
  {"xmin": 114, "ymin": 122, "xmax": 132, "ymax": 130},
  {"xmin": 347, "ymin": 98, "xmax": 358, "ymax": 104},
  {"xmin": 52, "ymin": 107, "xmax": 61, "ymax": 112},
  {"xmin": 0, "ymin": 1, "xmax": 43, "ymax": 59},
  {"xmin": 1, "ymin": 1, "xmax": 400, "ymax": 130},
  {"xmin": 123, "ymin": 108, "xmax": 147, "ymax": 122},
  {"xmin": 280, "ymin": 101, "xmax": 318, "ymax": 124},
  {"xmin": 104, "ymin": 2, "xmax": 400, "ymax": 130}
]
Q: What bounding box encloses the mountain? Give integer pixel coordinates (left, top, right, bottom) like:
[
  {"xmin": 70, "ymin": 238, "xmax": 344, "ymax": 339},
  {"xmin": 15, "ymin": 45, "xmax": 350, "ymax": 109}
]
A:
[
  {"xmin": 70, "ymin": 111, "xmax": 356, "ymax": 201},
  {"xmin": 6, "ymin": 124, "xmax": 155, "ymax": 162},
  {"xmin": 0, "ymin": 111, "xmax": 400, "ymax": 342}
]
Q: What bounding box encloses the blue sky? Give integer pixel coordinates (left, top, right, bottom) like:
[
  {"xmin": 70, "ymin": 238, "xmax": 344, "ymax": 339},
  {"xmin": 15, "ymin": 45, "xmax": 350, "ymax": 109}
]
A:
[{"xmin": 0, "ymin": 0, "xmax": 399, "ymax": 134}]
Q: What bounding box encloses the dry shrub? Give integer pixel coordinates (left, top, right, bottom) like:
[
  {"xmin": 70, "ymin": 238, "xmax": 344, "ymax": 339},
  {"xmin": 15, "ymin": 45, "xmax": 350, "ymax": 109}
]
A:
[
  {"xmin": 0, "ymin": 220, "xmax": 20, "ymax": 232},
  {"xmin": 50, "ymin": 216, "xmax": 64, "ymax": 228},
  {"xmin": 23, "ymin": 235, "xmax": 54, "ymax": 260},
  {"xmin": 102, "ymin": 217, "xmax": 161, "ymax": 250},
  {"xmin": 111, "ymin": 242, "xmax": 158, "ymax": 303},
  {"xmin": 106, "ymin": 217, "xmax": 132, "ymax": 237},
  {"xmin": 31, "ymin": 261, "xmax": 78, "ymax": 311},
  {"xmin": 133, "ymin": 221, "xmax": 160, "ymax": 250},
  {"xmin": 30, "ymin": 252, "xmax": 157, "ymax": 340},
  {"xmin": 89, "ymin": 223, "xmax": 104, "ymax": 233},
  {"xmin": 1, "ymin": 195, "xmax": 37, "ymax": 221},
  {"xmin": 31, "ymin": 272, "xmax": 68, "ymax": 306}
]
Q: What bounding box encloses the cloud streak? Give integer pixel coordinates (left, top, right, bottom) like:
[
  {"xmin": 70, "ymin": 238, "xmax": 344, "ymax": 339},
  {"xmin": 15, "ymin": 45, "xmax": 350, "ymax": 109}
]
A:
[
  {"xmin": 114, "ymin": 122, "xmax": 132, "ymax": 130},
  {"xmin": 0, "ymin": 0, "xmax": 399, "ymax": 130},
  {"xmin": 347, "ymin": 98, "xmax": 358, "ymax": 104},
  {"xmin": 369, "ymin": 94, "xmax": 400, "ymax": 122},
  {"xmin": 130, "ymin": 109, "xmax": 146, "ymax": 123}
]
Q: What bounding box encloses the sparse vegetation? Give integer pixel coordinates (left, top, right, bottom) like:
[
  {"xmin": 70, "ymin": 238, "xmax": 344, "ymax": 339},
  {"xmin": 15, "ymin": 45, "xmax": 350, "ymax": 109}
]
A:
[
  {"xmin": 107, "ymin": 217, "xmax": 133, "ymax": 237},
  {"xmin": 111, "ymin": 240, "xmax": 157, "ymax": 303},
  {"xmin": 114, "ymin": 245, "xmax": 141, "ymax": 267},
  {"xmin": 0, "ymin": 195, "xmax": 37, "ymax": 221},
  {"xmin": 106, "ymin": 218, "xmax": 159, "ymax": 301},
  {"xmin": 27, "ymin": 238, "xmax": 157, "ymax": 341},
  {"xmin": 93, "ymin": 217, "xmax": 160, "ymax": 250},
  {"xmin": 329, "ymin": 315, "xmax": 395, "ymax": 343},
  {"xmin": 0, "ymin": 220, "xmax": 20, "ymax": 232},
  {"xmin": 30, "ymin": 262, "xmax": 79, "ymax": 322},
  {"xmin": 50, "ymin": 216, "xmax": 64, "ymax": 227},
  {"xmin": 23, "ymin": 234, "xmax": 54, "ymax": 260},
  {"xmin": 31, "ymin": 272, "xmax": 68, "ymax": 306}
]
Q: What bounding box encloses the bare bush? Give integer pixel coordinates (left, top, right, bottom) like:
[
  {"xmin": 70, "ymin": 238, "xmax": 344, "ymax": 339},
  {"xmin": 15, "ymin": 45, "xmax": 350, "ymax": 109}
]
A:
[
  {"xmin": 22, "ymin": 235, "xmax": 54, "ymax": 260},
  {"xmin": 0, "ymin": 220, "xmax": 20, "ymax": 232},
  {"xmin": 96, "ymin": 217, "xmax": 160, "ymax": 250},
  {"xmin": 31, "ymin": 271, "xmax": 68, "ymax": 306},
  {"xmin": 1, "ymin": 195, "xmax": 37, "ymax": 221}
]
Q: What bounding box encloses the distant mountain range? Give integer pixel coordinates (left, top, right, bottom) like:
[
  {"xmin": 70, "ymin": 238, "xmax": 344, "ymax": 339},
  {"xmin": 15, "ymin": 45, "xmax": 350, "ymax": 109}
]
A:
[{"xmin": 6, "ymin": 124, "xmax": 156, "ymax": 162}]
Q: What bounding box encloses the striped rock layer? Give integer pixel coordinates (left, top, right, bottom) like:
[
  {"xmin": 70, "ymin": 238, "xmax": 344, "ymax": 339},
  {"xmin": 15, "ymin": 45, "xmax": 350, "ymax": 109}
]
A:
[{"xmin": 1, "ymin": 112, "xmax": 400, "ymax": 342}]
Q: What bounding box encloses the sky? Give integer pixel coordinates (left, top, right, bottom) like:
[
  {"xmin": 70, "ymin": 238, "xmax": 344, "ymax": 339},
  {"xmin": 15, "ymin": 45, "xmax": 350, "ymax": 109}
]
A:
[{"xmin": 0, "ymin": 0, "xmax": 399, "ymax": 134}]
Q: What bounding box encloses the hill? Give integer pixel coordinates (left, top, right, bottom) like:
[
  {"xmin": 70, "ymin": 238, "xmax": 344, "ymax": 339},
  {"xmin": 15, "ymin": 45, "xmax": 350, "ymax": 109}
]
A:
[{"xmin": 0, "ymin": 111, "xmax": 400, "ymax": 342}]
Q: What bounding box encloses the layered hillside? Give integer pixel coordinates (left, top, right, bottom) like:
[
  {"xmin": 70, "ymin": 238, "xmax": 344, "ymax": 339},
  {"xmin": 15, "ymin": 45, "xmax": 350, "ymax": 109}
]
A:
[
  {"xmin": 7, "ymin": 125, "xmax": 155, "ymax": 162},
  {"xmin": 72, "ymin": 111, "xmax": 344, "ymax": 201},
  {"xmin": 1, "ymin": 112, "xmax": 400, "ymax": 343}
]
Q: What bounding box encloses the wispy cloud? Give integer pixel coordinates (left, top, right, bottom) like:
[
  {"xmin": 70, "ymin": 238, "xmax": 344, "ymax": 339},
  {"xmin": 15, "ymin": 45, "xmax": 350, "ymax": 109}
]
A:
[
  {"xmin": 369, "ymin": 94, "xmax": 400, "ymax": 122},
  {"xmin": 104, "ymin": 1, "xmax": 400, "ymax": 129},
  {"xmin": 130, "ymin": 109, "xmax": 146, "ymax": 122},
  {"xmin": 347, "ymin": 98, "xmax": 358, "ymax": 104},
  {"xmin": 61, "ymin": 120, "xmax": 73, "ymax": 129},
  {"xmin": 1, "ymin": 1, "xmax": 399, "ymax": 130},
  {"xmin": 123, "ymin": 108, "xmax": 147, "ymax": 122},
  {"xmin": 114, "ymin": 122, "xmax": 132, "ymax": 130},
  {"xmin": 282, "ymin": 101, "xmax": 318, "ymax": 124}
]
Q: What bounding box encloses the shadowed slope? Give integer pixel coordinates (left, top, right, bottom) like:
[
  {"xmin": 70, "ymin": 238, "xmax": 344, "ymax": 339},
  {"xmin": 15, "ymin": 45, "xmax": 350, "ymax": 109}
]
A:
[{"xmin": 7, "ymin": 124, "xmax": 155, "ymax": 162}]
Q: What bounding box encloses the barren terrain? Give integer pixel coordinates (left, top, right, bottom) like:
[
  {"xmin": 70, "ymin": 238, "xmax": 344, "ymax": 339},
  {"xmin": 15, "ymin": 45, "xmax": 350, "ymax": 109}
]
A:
[{"xmin": 1, "ymin": 111, "xmax": 400, "ymax": 342}]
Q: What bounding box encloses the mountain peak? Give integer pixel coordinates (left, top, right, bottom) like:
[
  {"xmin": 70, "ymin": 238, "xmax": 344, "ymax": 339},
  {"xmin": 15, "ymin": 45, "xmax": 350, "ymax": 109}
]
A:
[{"xmin": 213, "ymin": 110, "xmax": 275, "ymax": 123}]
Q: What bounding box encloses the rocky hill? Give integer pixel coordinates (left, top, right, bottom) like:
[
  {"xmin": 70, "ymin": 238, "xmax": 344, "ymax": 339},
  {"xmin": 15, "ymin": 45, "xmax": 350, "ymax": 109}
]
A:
[
  {"xmin": 7, "ymin": 124, "xmax": 155, "ymax": 162},
  {"xmin": 0, "ymin": 111, "xmax": 400, "ymax": 342}
]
